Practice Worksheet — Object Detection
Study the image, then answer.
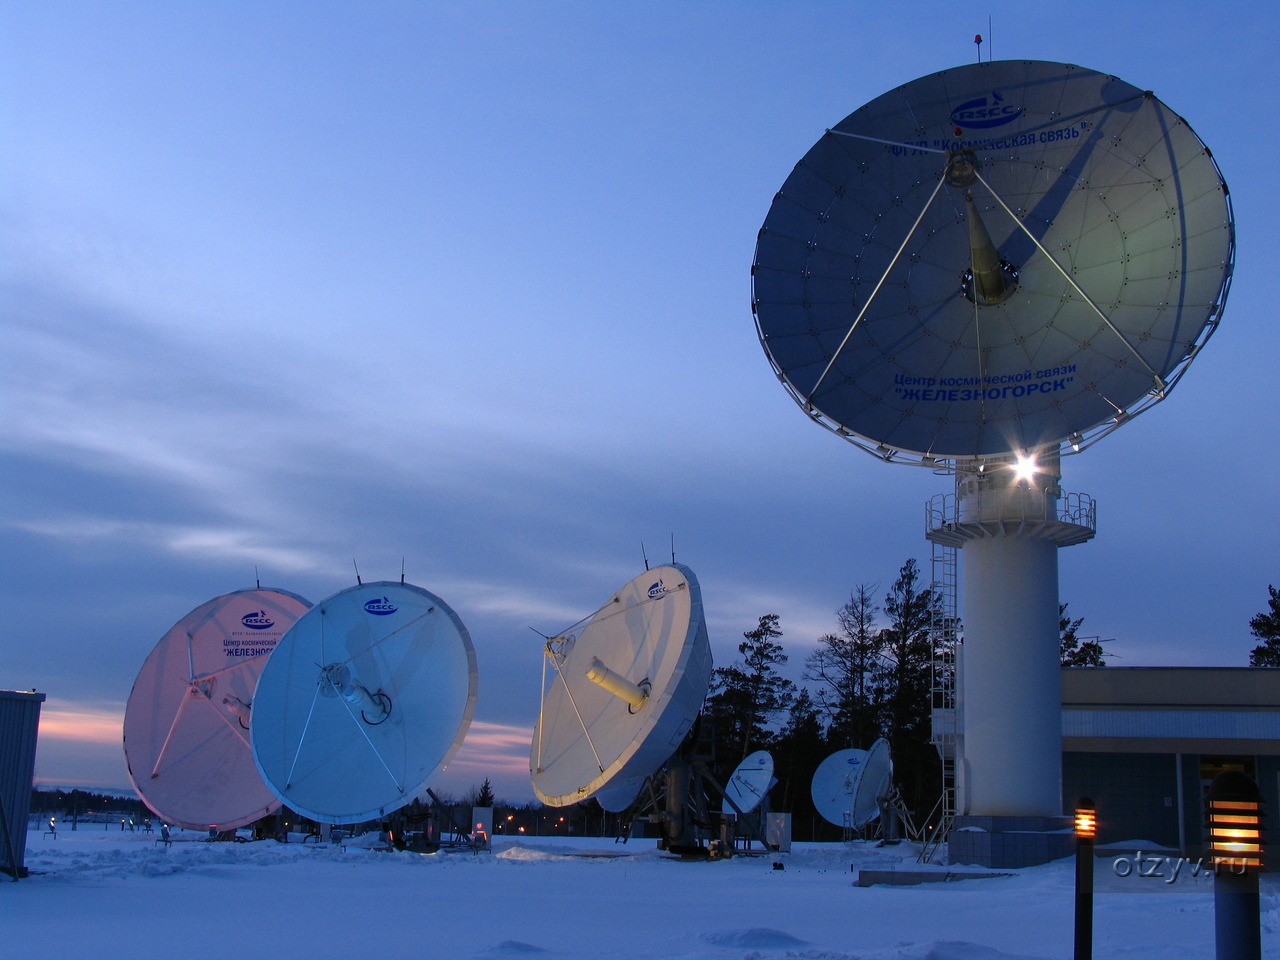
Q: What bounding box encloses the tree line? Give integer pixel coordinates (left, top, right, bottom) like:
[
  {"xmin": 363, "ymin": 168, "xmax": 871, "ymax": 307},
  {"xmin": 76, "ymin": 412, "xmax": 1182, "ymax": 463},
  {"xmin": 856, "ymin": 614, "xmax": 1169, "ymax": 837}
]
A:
[
  {"xmin": 702, "ymin": 558, "xmax": 942, "ymax": 837},
  {"xmin": 702, "ymin": 558, "xmax": 1109, "ymax": 838}
]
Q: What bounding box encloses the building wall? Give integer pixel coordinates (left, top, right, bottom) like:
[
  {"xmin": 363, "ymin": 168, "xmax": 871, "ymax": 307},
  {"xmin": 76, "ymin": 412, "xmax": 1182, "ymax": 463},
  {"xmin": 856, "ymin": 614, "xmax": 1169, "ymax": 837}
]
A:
[
  {"xmin": 0, "ymin": 691, "xmax": 46, "ymax": 878},
  {"xmin": 1062, "ymin": 752, "xmax": 1179, "ymax": 849}
]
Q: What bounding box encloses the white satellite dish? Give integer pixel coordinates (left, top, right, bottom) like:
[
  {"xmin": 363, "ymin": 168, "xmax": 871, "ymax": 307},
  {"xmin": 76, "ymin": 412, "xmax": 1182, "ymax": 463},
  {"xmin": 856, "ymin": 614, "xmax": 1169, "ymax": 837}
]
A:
[
  {"xmin": 810, "ymin": 748, "xmax": 868, "ymax": 828},
  {"xmin": 851, "ymin": 738, "xmax": 892, "ymax": 828},
  {"xmin": 250, "ymin": 581, "xmax": 477, "ymax": 824},
  {"xmin": 123, "ymin": 588, "xmax": 311, "ymax": 830},
  {"xmin": 530, "ymin": 563, "xmax": 713, "ymax": 807},
  {"xmin": 722, "ymin": 750, "xmax": 774, "ymax": 815}
]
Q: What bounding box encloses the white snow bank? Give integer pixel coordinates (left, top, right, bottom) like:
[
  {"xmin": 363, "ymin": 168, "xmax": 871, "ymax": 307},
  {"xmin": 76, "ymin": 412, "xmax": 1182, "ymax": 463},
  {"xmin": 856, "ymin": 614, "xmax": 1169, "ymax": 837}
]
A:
[{"xmin": 5, "ymin": 828, "xmax": 1267, "ymax": 959}]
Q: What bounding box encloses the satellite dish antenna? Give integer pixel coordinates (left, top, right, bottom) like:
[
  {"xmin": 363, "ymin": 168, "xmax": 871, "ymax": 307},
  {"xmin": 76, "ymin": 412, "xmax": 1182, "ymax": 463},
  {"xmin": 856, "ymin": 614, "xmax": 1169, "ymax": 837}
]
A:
[
  {"xmin": 757, "ymin": 61, "xmax": 1232, "ymax": 861},
  {"xmin": 810, "ymin": 748, "xmax": 869, "ymax": 828},
  {"xmin": 250, "ymin": 581, "xmax": 477, "ymax": 824},
  {"xmin": 530, "ymin": 563, "xmax": 713, "ymax": 807},
  {"xmin": 851, "ymin": 738, "xmax": 892, "ymax": 828},
  {"xmin": 123, "ymin": 588, "xmax": 311, "ymax": 830},
  {"xmin": 722, "ymin": 750, "xmax": 774, "ymax": 816},
  {"xmin": 752, "ymin": 60, "xmax": 1233, "ymax": 463}
]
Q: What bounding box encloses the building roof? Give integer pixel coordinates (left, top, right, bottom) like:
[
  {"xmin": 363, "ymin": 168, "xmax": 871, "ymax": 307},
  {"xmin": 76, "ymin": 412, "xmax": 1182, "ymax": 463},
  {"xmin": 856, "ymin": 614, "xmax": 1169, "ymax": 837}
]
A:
[{"xmin": 1060, "ymin": 667, "xmax": 1280, "ymax": 756}]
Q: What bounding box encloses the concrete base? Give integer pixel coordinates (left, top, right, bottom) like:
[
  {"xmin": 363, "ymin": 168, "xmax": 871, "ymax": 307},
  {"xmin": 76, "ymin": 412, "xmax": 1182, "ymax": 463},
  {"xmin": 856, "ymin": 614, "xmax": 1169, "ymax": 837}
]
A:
[{"xmin": 948, "ymin": 815, "xmax": 1074, "ymax": 869}]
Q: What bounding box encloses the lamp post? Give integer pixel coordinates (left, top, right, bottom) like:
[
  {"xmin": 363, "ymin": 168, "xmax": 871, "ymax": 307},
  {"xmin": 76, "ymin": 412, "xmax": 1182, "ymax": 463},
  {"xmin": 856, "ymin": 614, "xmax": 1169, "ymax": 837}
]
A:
[
  {"xmin": 1074, "ymin": 797, "xmax": 1095, "ymax": 960},
  {"xmin": 1206, "ymin": 771, "xmax": 1263, "ymax": 960}
]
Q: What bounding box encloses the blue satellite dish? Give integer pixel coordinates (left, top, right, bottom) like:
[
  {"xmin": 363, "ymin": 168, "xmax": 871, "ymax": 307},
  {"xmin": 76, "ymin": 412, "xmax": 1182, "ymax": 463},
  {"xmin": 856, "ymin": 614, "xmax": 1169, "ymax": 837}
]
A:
[
  {"xmin": 251, "ymin": 581, "xmax": 477, "ymax": 824},
  {"xmin": 752, "ymin": 60, "xmax": 1233, "ymax": 461}
]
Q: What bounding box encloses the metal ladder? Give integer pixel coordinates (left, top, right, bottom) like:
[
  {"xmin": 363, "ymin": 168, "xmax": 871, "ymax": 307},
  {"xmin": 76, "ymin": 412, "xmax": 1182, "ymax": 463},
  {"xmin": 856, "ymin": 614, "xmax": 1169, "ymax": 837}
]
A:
[{"xmin": 919, "ymin": 536, "xmax": 958, "ymax": 864}]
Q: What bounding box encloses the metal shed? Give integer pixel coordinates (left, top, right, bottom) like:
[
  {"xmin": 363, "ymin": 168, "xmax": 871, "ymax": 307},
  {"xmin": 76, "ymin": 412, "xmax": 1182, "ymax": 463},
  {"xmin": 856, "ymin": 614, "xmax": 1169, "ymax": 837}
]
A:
[{"xmin": 1, "ymin": 690, "xmax": 46, "ymax": 879}]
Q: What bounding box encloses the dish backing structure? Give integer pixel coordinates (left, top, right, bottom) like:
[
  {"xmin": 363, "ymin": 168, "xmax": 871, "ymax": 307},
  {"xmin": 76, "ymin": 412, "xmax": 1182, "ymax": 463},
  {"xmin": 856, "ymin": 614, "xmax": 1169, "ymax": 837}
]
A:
[{"xmin": 751, "ymin": 59, "xmax": 1231, "ymax": 858}]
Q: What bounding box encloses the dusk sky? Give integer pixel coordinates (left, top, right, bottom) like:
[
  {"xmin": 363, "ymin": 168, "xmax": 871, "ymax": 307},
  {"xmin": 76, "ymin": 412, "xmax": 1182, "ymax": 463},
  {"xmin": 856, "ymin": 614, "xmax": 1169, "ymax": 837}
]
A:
[{"xmin": 4, "ymin": 1, "xmax": 1278, "ymax": 803}]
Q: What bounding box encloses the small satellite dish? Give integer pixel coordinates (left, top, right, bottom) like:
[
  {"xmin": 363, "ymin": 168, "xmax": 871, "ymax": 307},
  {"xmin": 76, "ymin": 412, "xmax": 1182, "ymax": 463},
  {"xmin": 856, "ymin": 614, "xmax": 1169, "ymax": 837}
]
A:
[
  {"xmin": 123, "ymin": 588, "xmax": 311, "ymax": 830},
  {"xmin": 810, "ymin": 748, "xmax": 868, "ymax": 828},
  {"xmin": 851, "ymin": 738, "xmax": 892, "ymax": 828},
  {"xmin": 530, "ymin": 563, "xmax": 713, "ymax": 806},
  {"xmin": 752, "ymin": 60, "xmax": 1233, "ymax": 462},
  {"xmin": 250, "ymin": 581, "xmax": 477, "ymax": 824},
  {"xmin": 723, "ymin": 750, "xmax": 774, "ymax": 815}
]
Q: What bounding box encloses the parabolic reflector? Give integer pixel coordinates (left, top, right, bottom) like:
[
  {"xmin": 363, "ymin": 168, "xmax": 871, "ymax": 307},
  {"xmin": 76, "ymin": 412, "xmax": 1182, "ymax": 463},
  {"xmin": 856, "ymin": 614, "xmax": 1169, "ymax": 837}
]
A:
[
  {"xmin": 123, "ymin": 588, "xmax": 311, "ymax": 830},
  {"xmin": 250, "ymin": 581, "xmax": 477, "ymax": 824},
  {"xmin": 723, "ymin": 749, "xmax": 774, "ymax": 815},
  {"xmin": 752, "ymin": 60, "xmax": 1233, "ymax": 460},
  {"xmin": 811, "ymin": 747, "xmax": 869, "ymax": 828},
  {"xmin": 851, "ymin": 738, "xmax": 892, "ymax": 828},
  {"xmin": 530, "ymin": 563, "xmax": 714, "ymax": 807}
]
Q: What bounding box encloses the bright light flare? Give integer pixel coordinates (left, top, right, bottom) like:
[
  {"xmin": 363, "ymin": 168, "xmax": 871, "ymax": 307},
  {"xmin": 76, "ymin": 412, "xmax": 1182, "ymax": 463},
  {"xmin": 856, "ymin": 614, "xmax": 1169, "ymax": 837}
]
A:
[
  {"xmin": 1074, "ymin": 798, "xmax": 1096, "ymax": 839},
  {"xmin": 1013, "ymin": 455, "xmax": 1037, "ymax": 482}
]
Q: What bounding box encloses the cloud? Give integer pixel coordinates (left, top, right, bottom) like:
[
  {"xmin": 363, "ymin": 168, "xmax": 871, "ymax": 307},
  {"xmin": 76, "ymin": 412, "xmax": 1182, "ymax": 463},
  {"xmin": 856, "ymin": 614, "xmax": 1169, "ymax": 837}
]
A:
[{"xmin": 39, "ymin": 699, "xmax": 125, "ymax": 744}]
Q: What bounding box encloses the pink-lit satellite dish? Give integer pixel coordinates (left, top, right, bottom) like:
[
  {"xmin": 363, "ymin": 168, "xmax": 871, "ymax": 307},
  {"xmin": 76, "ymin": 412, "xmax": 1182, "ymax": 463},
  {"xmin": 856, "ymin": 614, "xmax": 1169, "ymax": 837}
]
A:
[
  {"xmin": 530, "ymin": 563, "xmax": 713, "ymax": 807},
  {"xmin": 250, "ymin": 581, "xmax": 477, "ymax": 824},
  {"xmin": 723, "ymin": 749, "xmax": 774, "ymax": 815},
  {"xmin": 123, "ymin": 588, "xmax": 311, "ymax": 830}
]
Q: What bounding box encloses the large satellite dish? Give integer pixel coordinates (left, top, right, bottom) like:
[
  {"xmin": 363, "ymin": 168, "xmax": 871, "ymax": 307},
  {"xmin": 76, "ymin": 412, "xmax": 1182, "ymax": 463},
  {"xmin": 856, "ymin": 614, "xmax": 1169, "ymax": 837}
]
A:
[
  {"xmin": 723, "ymin": 749, "xmax": 774, "ymax": 815},
  {"xmin": 530, "ymin": 563, "xmax": 714, "ymax": 807},
  {"xmin": 250, "ymin": 581, "xmax": 477, "ymax": 824},
  {"xmin": 123, "ymin": 588, "xmax": 311, "ymax": 830},
  {"xmin": 752, "ymin": 60, "xmax": 1233, "ymax": 462}
]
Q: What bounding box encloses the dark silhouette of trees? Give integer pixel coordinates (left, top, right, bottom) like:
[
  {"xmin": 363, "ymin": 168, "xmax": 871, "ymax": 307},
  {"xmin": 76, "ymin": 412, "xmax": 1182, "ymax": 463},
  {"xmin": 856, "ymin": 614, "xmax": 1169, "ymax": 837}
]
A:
[
  {"xmin": 769, "ymin": 688, "xmax": 826, "ymax": 836},
  {"xmin": 875, "ymin": 559, "xmax": 941, "ymax": 815},
  {"xmin": 805, "ymin": 584, "xmax": 882, "ymax": 749},
  {"xmin": 1248, "ymin": 586, "xmax": 1280, "ymax": 667},
  {"xmin": 1059, "ymin": 602, "xmax": 1110, "ymax": 666},
  {"xmin": 705, "ymin": 614, "xmax": 796, "ymax": 768}
]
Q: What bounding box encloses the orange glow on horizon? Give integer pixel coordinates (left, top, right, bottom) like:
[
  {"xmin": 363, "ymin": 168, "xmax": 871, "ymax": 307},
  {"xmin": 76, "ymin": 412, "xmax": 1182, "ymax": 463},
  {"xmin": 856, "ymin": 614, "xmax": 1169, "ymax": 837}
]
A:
[{"xmin": 38, "ymin": 700, "xmax": 125, "ymax": 745}]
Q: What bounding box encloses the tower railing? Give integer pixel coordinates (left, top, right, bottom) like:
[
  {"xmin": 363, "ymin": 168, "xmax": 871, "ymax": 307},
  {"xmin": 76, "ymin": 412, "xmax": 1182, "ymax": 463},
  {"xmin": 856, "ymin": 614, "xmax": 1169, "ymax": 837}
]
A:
[{"xmin": 926, "ymin": 489, "xmax": 1096, "ymax": 549}]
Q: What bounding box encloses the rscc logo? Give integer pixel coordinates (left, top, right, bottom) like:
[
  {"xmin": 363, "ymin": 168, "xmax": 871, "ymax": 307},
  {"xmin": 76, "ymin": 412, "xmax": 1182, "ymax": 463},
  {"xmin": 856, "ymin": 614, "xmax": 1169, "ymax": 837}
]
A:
[
  {"xmin": 950, "ymin": 91, "xmax": 1023, "ymax": 130},
  {"xmin": 241, "ymin": 611, "xmax": 274, "ymax": 630},
  {"xmin": 364, "ymin": 597, "xmax": 398, "ymax": 616}
]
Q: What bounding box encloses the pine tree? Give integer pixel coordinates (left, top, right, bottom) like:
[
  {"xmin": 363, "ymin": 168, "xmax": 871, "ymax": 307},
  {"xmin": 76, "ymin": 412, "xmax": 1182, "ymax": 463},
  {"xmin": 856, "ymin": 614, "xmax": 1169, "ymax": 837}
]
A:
[
  {"xmin": 875, "ymin": 559, "xmax": 941, "ymax": 814},
  {"xmin": 1248, "ymin": 586, "xmax": 1280, "ymax": 667},
  {"xmin": 805, "ymin": 584, "xmax": 883, "ymax": 748},
  {"xmin": 704, "ymin": 614, "xmax": 797, "ymax": 765},
  {"xmin": 475, "ymin": 778, "xmax": 495, "ymax": 807}
]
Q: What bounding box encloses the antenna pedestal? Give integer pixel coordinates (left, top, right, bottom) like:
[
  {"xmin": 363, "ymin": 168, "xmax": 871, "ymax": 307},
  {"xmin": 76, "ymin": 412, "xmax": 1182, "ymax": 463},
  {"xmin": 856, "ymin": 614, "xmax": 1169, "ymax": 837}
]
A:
[{"xmin": 927, "ymin": 454, "xmax": 1095, "ymax": 822}]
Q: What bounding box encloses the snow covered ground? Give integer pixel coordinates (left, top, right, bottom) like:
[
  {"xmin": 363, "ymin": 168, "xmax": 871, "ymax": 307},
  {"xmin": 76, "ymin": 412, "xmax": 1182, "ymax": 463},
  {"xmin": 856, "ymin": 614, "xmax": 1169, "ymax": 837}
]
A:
[{"xmin": 4, "ymin": 827, "xmax": 1277, "ymax": 959}]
